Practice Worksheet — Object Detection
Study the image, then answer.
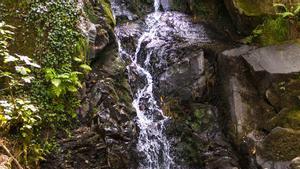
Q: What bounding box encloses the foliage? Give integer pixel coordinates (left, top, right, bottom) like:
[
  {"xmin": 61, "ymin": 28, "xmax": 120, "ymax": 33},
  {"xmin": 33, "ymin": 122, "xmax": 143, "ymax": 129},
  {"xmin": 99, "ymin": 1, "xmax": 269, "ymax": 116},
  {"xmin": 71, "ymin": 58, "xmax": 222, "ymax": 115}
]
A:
[
  {"xmin": 0, "ymin": 0, "xmax": 92, "ymax": 167},
  {"xmin": 273, "ymin": 3, "xmax": 300, "ymax": 19},
  {"xmin": 45, "ymin": 68, "xmax": 82, "ymax": 97},
  {"xmin": 245, "ymin": 3, "xmax": 300, "ymax": 46},
  {"xmin": 0, "ymin": 21, "xmax": 45, "ymax": 166},
  {"xmin": 244, "ymin": 17, "xmax": 289, "ymax": 46}
]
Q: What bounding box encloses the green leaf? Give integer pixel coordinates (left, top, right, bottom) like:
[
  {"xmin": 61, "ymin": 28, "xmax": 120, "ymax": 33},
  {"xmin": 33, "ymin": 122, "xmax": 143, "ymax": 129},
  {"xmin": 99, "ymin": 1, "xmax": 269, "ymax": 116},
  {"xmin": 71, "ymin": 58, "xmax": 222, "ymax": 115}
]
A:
[
  {"xmin": 294, "ymin": 5, "xmax": 300, "ymax": 15},
  {"xmin": 52, "ymin": 86, "xmax": 63, "ymax": 97},
  {"xmin": 74, "ymin": 57, "xmax": 82, "ymax": 62},
  {"xmin": 67, "ymin": 86, "xmax": 77, "ymax": 92},
  {"xmin": 51, "ymin": 79, "xmax": 61, "ymax": 87},
  {"xmin": 279, "ymin": 12, "xmax": 294, "ymax": 18},
  {"xmin": 80, "ymin": 64, "xmax": 92, "ymax": 72}
]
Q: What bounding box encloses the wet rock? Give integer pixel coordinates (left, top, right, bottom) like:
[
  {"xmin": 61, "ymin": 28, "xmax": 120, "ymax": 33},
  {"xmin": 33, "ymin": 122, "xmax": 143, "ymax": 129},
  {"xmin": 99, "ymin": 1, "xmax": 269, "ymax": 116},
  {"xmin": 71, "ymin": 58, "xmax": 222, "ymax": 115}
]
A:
[
  {"xmin": 169, "ymin": 104, "xmax": 240, "ymax": 168},
  {"xmin": 110, "ymin": 0, "xmax": 154, "ymax": 22},
  {"xmin": 158, "ymin": 50, "xmax": 208, "ymax": 101}
]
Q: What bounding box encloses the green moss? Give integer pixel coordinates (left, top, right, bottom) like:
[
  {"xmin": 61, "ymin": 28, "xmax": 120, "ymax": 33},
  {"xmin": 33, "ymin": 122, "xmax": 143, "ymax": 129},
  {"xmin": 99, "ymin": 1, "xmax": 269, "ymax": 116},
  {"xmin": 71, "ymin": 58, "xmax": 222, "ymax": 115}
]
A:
[
  {"xmin": 269, "ymin": 109, "xmax": 300, "ymax": 130},
  {"xmin": 83, "ymin": 1, "xmax": 99, "ymax": 23},
  {"xmin": 233, "ymin": 0, "xmax": 274, "ymax": 16},
  {"xmin": 262, "ymin": 128, "xmax": 300, "ymax": 161}
]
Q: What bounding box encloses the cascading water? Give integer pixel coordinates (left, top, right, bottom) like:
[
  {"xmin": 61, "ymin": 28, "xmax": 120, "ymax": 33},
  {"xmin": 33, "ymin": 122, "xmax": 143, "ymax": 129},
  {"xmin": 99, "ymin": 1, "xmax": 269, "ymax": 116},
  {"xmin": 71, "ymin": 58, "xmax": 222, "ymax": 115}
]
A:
[
  {"xmin": 130, "ymin": 1, "xmax": 174, "ymax": 168},
  {"xmin": 112, "ymin": 0, "xmax": 210, "ymax": 168},
  {"xmin": 113, "ymin": 0, "xmax": 174, "ymax": 168}
]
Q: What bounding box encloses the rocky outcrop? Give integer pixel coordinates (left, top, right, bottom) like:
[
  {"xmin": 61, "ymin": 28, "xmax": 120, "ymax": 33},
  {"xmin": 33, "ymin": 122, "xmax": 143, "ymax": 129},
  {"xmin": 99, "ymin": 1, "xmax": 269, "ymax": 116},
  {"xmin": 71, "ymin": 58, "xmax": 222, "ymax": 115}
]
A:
[
  {"xmin": 219, "ymin": 43, "xmax": 300, "ymax": 169},
  {"xmin": 42, "ymin": 1, "xmax": 137, "ymax": 169}
]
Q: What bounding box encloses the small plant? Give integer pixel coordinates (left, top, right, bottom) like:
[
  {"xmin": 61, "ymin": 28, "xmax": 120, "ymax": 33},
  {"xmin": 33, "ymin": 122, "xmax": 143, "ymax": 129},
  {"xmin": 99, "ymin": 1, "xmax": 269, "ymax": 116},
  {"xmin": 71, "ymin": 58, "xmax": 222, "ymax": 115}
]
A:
[
  {"xmin": 244, "ymin": 3, "xmax": 300, "ymax": 45},
  {"xmin": 45, "ymin": 68, "xmax": 82, "ymax": 97},
  {"xmin": 273, "ymin": 3, "xmax": 300, "ymax": 19}
]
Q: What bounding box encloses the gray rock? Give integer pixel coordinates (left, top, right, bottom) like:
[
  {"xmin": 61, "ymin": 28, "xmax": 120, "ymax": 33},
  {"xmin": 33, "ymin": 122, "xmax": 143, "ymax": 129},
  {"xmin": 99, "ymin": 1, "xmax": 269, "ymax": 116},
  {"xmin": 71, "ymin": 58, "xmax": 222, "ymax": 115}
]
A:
[
  {"xmin": 243, "ymin": 43, "xmax": 300, "ymax": 74},
  {"xmin": 159, "ymin": 51, "xmax": 207, "ymax": 101}
]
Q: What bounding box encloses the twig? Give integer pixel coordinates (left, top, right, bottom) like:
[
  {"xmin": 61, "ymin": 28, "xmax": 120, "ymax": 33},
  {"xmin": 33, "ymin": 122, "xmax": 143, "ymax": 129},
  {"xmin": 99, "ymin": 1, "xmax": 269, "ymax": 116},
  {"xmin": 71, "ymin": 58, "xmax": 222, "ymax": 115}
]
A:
[{"xmin": 0, "ymin": 142, "xmax": 24, "ymax": 169}]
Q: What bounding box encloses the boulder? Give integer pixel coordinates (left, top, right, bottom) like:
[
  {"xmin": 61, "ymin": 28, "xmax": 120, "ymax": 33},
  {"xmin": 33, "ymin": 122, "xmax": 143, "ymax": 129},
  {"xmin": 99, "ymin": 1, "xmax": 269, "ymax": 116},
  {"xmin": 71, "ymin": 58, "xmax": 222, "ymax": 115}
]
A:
[
  {"xmin": 219, "ymin": 43, "xmax": 300, "ymax": 168},
  {"xmin": 243, "ymin": 43, "xmax": 300, "ymax": 74}
]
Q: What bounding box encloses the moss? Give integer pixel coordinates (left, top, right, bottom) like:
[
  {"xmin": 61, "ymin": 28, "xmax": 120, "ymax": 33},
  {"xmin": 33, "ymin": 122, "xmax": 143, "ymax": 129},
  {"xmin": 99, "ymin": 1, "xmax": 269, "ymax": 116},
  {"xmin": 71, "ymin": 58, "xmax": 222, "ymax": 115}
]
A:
[
  {"xmin": 234, "ymin": 0, "xmax": 265, "ymax": 16},
  {"xmin": 83, "ymin": 1, "xmax": 99, "ymax": 23},
  {"xmin": 269, "ymin": 109, "xmax": 300, "ymax": 130},
  {"xmin": 262, "ymin": 127, "xmax": 300, "ymax": 161},
  {"xmin": 256, "ymin": 17, "xmax": 289, "ymax": 46}
]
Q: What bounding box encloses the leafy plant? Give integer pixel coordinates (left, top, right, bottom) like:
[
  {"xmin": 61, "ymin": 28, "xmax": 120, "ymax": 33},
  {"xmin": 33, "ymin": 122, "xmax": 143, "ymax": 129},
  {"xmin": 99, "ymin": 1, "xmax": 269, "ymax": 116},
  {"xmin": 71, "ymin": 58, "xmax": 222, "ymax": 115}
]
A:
[
  {"xmin": 1, "ymin": 0, "xmax": 92, "ymax": 167},
  {"xmin": 244, "ymin": 3, "xmax": 300, "ymax": 45},
  {"xmin": 45, "ymin": 68, "xmax": 82, "ymax": 97}
]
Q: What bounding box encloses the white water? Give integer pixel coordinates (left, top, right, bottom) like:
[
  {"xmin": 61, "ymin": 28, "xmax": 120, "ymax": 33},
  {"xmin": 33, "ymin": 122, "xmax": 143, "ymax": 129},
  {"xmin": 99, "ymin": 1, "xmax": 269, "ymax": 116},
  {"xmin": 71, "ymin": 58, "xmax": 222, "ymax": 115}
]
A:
[
  {"xmin": 113, "ymin": 0, "xmax": 174, "ymax": 168},
  {"xmin": 112, "ymin": 0, "xmax": 209, "ymax": 168},
  {"xmin": 132, "ymin": 1, "xmax": 174, "ymax": 168}
]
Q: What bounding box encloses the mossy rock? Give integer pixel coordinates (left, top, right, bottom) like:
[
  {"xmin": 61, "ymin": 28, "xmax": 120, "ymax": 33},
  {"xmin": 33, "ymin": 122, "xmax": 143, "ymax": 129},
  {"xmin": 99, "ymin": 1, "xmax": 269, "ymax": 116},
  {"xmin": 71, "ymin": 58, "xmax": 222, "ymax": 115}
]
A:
[
  {"xmin": 267, "ymin": 108, "xmax": 300, "ymax": 130},
  {"xmin": 225, "ymin": 0, "xmax": 300, "ymax": 34},
  {"xmin": 261, "ymin": 127, "xmax": 300, "ymax": 161}
]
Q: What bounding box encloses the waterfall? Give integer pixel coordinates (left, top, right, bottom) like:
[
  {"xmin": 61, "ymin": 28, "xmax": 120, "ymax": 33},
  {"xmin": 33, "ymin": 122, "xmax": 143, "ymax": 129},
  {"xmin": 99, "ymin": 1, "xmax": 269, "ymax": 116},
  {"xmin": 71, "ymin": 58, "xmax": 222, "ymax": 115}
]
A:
[
  {"xmin": 130, "ymin": 1, "xmax": 174, "ymax": 168},
  {"xmin": 112, "ymin": 0, "xmax": 174, "ymax": 168}
]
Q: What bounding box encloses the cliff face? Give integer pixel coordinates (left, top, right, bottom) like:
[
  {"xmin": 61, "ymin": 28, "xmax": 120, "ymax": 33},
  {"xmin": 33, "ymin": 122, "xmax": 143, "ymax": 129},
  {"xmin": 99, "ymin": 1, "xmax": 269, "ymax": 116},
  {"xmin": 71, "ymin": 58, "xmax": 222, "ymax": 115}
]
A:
[
  {"xmin": 40, "ymin": 1, "xmax": 138, "ymax": 169},
  {"xmin": 42, "ymin": 1, "xmax": 300, "ymax": 169},
  {"xmin": 2, "ymin": 0, "xmax": 298, "ymax": 169}
]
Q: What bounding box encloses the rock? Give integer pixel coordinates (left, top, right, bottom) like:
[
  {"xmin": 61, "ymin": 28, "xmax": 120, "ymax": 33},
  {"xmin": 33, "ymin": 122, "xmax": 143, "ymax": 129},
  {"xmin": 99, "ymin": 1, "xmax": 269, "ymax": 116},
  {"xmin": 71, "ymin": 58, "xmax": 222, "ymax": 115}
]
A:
[
  {"xmin": 219, "ymin": 46, "xmax": 277, "ymax": 142},
  {"xmin": 158, "ymin": 50, "xmax": 208, "ymax": 101},
  {"xmin": 168, "ymin": 104, "xmax": 240, "ymax": 168},
  {"xmin": 77, "ymin": 0, "xmax": 115, "ymax": 61},
  {"xmin": 110, "ymin": 0, "xmax": 154, "ymax": 22},
  {"xmin": 218, "ymin": 44, "xmax": 300, "ymax": 168},
  {"xmin": 243, "ymin": 43, "xmax": 300, "ymax": 74},
  {"xmin": 261, "ymin": 127, "xmax": 300, "ymax": 161},
  {"xmin": 267, "ymin": 108, "xmax": 300, "ymax": 130},
  {"xmin": 42, "ymin": 1, "xmax": 137, "ymax": 169},
  {"xmin": 266, "ymin": 88, "xmax": 281, "ymax": 109},
  {"xmin": 117, "ymin": 11, "xmax": 212, "ymax": 101},
  {"xmin": 291, "ymin": 157, "xmax": 300, "ymax": 169}
]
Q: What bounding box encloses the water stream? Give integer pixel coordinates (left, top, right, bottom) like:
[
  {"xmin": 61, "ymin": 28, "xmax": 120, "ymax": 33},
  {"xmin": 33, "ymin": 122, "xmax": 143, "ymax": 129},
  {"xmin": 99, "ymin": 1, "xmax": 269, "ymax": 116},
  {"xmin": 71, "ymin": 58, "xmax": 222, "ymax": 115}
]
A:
[
  {"xmin": 113, "ymin": 0, "xmax": 174, "ymax": 168},
  {"xmin": 112, "ymin": 0, "xmax": 210, "ymax": 168}
]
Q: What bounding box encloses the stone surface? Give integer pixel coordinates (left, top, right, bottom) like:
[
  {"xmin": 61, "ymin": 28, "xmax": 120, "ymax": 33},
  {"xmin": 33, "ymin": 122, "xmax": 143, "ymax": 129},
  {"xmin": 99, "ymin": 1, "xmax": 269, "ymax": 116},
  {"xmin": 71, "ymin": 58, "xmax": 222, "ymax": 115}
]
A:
[
  {"xmin": 219, "ymin": 44, "xmax": 300, "ymax": 169},
  {"xmin": 243, "ymin": 43, "xmax": 300, "ymax": 74},
  {"xmin": 168, "ymin": 104, "xmax": 240, "ymax": 168},
  {"xmin": 42, "ymin": 1, "xmax": 137, "ymax": 169}
]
